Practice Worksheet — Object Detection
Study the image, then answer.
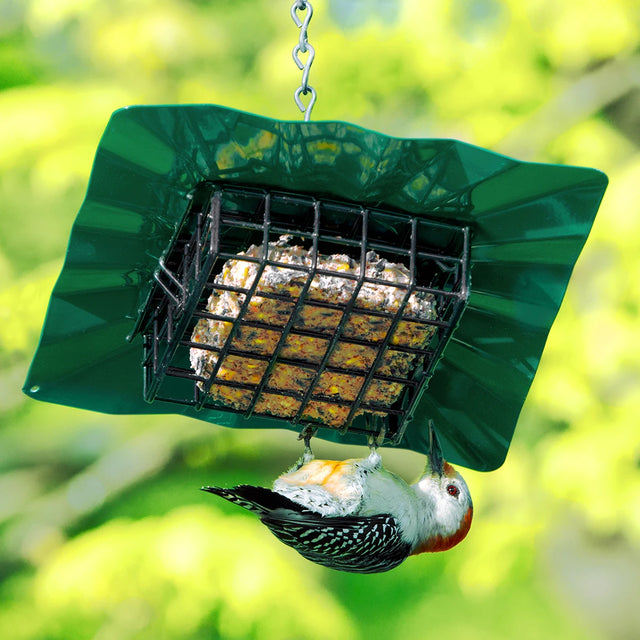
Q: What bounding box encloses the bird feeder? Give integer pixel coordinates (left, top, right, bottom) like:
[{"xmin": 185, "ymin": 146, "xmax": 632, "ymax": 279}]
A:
[
  {"xmin": 23, "ymin": 102, "xmax": 607, "ymax": 471},
  {"xmin": 137, "ymin": 180, "xmax": 469, "ymax": 440}
]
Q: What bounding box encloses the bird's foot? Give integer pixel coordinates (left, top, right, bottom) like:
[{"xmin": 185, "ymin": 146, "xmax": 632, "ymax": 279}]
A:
[
  {"xmin": 366, "ymin": 420, "xmax": 386, "ymax": 465},
  {"xmin": 293, "ymin": 426, "xmax": 317, "ymax": 470},
  {"xmin": 367, "ymin": 416, "xmax": 386, "ymax": 453}
]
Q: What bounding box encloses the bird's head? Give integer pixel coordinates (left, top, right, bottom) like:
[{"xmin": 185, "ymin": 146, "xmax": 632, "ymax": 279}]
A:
[{"xmin": 411, "ymin": 422, "xmax": 473, "ymax": 554}]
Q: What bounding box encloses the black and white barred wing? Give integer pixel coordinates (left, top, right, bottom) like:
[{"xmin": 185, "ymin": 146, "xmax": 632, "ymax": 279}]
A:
[
  {"xmin": 261, "ymin": 510, "xmax": 412, "ymax": 574},
  {"xmin": 201, "ymin": 484, "xmax": 411, "ymax": 573}
]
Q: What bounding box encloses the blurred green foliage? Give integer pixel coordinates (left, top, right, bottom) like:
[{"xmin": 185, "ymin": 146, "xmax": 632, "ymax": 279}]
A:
[{"xmin": 1, "ymin": 0, "xmax": 639, "ymax": 638}]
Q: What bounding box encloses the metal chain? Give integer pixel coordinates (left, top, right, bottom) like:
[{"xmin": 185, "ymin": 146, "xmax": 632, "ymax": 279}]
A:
[{"xmin": 291, "ymin": 0, "xmax": 316, "ymax": 121}]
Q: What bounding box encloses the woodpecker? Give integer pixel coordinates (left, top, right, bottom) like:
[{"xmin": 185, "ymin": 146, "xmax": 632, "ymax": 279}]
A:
[{"xmin": 202, "ymin": 423, "xmax": 472, "ymax": 574}]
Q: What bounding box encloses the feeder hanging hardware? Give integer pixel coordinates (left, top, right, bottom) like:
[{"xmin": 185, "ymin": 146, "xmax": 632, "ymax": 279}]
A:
[{"xmin": 291, "ymin": 0, "xmax": 316, "ymax": 120}]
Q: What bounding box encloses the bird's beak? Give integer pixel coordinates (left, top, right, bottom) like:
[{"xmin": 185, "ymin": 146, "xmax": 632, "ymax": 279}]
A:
[{"xmin": 426, "ymin": 420, "xmax": 445, "ymax": 477}]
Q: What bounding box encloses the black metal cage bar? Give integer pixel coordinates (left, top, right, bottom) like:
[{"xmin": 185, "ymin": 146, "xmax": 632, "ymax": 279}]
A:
[{"xmin": 136, "ymin": 182, "xmax": 470, "ymax": 445}]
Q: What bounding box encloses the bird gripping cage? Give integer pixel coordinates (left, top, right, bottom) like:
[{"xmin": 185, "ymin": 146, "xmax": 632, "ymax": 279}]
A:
[{"xmin": 136, "ymin": 182, "xmax": 470, "ymax": 445}]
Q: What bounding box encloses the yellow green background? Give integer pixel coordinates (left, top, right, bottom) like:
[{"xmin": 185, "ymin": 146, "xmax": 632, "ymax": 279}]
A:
[{"xmin": 1, "ymin": 0, "xmax": 638, "ymax": 638}]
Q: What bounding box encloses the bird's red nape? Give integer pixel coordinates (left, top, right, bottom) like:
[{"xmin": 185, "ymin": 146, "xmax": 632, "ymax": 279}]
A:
[{"xmin": 442, "ymin": 461, "xmax": 457, "ymax": 477}]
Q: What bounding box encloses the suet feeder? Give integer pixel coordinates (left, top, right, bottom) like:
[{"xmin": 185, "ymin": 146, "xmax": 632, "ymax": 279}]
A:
[
  {"xmin": 23, "ymin": 103, "xmax": 607, "ymax": 471},
  {"xmin": 137, "ymin": 181, "xmax": 469, "ymax": 443}
]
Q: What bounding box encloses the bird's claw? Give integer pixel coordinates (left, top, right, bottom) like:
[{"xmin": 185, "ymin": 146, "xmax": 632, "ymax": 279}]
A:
[
  {"xmin": 294, "ymin": 426, "xmax": 317, "ymax": 469},
  {"xmin": 367, "ymin": 416, "xmax": 386, "ymax": 453}
]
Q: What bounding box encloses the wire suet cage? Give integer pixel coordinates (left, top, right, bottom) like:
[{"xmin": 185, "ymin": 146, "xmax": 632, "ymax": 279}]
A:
[{"xmin": 135, "ymin": 182, "xmax": 470, "ymax": 445}]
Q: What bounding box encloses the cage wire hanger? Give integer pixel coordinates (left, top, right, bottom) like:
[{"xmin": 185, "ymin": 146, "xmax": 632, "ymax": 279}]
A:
[{"xmin": 291, "ymin": 0, "xmax": 317, "ymax": 120}]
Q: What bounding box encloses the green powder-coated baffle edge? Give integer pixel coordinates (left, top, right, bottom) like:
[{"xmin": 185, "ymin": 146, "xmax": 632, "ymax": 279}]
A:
[{"xmin": 23, "ymin": 104, "xmax": 607, "ymax": 471}]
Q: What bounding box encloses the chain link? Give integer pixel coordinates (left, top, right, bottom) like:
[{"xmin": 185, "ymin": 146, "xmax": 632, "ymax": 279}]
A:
[{"xmin": 291, "ymin": 0, "xmax": 316, "ymax": 121}]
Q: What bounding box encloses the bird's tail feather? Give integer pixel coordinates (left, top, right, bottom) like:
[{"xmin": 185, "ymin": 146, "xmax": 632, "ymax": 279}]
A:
[{"xmin": 201, "ymin": 485, "xmax": 306, "ymax": 517}]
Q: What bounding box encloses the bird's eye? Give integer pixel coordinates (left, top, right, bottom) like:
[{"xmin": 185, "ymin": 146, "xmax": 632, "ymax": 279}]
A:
[{"xmin": 446, "ymin": 484, "xmax": 459, "ymax": 497}]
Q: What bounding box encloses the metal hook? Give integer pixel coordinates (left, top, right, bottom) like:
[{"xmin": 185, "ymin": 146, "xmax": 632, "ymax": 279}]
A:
[
  {"xmin": 292, "ymin": 43, "xmax": 315, "ymax": 90},
  {"xmin": 294, "ymin": 86, "xmax": 317, "ymax": 121},
  {"xmin": 292, "ymin": 42, "xmax": 315, "ymax": 72},
  {"xmin": 291, "ymin": 1, "xmax": 313, "ymax": 35}
]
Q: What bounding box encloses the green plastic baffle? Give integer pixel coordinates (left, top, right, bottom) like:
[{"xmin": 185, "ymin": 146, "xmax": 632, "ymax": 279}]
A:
[{"xmin": 23, "ymin": 104, "xmax": 607, "ymax": 472}]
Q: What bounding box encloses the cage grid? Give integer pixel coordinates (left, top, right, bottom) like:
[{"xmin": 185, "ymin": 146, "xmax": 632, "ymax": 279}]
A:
[{"xmin": 136, "ymin": 182, "xmax": 470, "ymax": 445}]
